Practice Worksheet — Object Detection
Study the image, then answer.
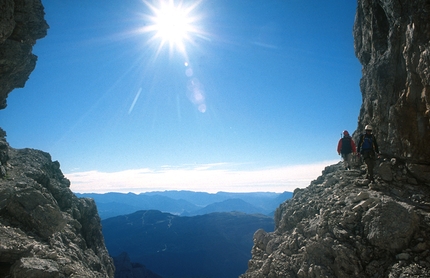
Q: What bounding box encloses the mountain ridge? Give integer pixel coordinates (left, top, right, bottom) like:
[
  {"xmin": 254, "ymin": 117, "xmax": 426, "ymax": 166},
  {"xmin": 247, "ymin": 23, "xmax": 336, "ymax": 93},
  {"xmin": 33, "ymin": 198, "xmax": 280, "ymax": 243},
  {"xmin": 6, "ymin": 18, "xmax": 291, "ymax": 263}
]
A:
[
  {"xmin": 75, "ymin": 191, "xmax": 292, "ymax": 219},
  {"xmin": 1, "ymin": 0, "xmax": 430, "ymax": 277},
  {"xmin": 103, "ymin": 210, "xmax": 275, "ymax": 278}
]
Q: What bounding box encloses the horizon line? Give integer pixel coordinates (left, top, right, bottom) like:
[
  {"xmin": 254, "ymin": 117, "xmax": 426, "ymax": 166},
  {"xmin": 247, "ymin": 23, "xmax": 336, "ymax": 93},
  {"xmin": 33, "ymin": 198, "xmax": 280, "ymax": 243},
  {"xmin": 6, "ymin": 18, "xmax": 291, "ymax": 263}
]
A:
[{"xmin": 67, "ymin": 160, "xmax": 339, "ymax": 194}]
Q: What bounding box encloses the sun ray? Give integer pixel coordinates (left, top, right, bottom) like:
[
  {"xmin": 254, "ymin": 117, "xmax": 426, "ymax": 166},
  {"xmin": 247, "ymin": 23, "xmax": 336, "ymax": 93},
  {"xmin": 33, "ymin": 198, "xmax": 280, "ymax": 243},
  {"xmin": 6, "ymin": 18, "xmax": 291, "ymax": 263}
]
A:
[{"xmin": 140, "ymin": 0, "xmax": 203, "ymax": 58}]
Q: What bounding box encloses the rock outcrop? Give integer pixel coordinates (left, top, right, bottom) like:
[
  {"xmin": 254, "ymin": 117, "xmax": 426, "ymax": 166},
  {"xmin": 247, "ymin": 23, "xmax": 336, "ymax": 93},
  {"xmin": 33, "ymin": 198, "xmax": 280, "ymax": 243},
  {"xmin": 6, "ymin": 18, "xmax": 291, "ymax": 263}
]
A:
[
  {"xmin": 0, "ymin": 129, "xmax": 115, "ymax": 277},
  {"xmin": 0, "ymin": 0, "xmax": 48, "ymax": 109},
  {"xmin": 241, "ymin": 161, "xmax": 430, "ymax": 277},
  {"xmin": 242, "ymin": 1, "xmax": 430, "ymax": 277},
  {"xmin": 0, "ymin": 1, "xmax": 115, "ymax": 276},
  {"xmin": 354, "ymin": 0, "xmax": 430, "ymax": 167}
]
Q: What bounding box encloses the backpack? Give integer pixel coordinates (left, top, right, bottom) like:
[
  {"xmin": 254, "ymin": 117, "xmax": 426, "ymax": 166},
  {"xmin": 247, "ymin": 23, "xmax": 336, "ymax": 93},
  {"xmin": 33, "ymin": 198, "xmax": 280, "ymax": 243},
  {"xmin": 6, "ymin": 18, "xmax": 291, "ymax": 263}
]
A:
[
  {"xmin": 341, "ymin": 137, "xmax": 352, "ymax": 154},
  {"xmin": 361, "ymin": 135, "xmax": 373, "ymax": 151}
]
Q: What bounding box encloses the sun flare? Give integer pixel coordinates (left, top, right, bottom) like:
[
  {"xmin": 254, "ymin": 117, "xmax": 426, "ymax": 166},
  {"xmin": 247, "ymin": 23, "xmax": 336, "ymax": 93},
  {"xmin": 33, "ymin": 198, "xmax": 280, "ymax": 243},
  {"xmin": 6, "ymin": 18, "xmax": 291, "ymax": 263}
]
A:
[{"xmin": 142, "ymin": 0, "xmax": 203, "ymax": 57}]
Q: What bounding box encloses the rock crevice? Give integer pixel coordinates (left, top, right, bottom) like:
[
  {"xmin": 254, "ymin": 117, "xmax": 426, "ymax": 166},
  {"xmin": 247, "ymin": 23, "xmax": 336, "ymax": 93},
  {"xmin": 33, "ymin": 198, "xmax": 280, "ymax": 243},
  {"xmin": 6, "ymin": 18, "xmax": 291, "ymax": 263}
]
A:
[{"xmin": 354, "ymin": 0, "xmax": 430, "ymax": 165}]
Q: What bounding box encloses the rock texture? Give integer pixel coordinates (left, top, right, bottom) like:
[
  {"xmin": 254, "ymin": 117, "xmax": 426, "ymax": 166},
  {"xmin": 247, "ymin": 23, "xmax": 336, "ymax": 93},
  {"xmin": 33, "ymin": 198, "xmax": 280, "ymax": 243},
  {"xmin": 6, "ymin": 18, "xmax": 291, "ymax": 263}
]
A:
[
  {"xmin": 242, "ymin": 1, "xmax": 430, "ymax": 277},
  {"xmin": 241, "ymin": 161, "xmax": 430, "ymax": 277},
  {"xmin": 0, "ymin": 129, "xmax": 115, "ymax": 277},
  {"xmin": 0, "ymin": 1, "xmax": 115, "ymax": 276},
  {"xmin": 0, "ymin": 0, "xmax": 48, "ymax": 109},
  {"xmin": 354, "ymin": 0, "xmax": 430, "ymax": 167}
]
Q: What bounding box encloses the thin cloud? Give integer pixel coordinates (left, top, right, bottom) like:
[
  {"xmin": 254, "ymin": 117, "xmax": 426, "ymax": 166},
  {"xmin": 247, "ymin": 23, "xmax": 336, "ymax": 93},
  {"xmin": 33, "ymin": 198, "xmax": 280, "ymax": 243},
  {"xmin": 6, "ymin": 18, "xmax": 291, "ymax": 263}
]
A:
[{"xmin": 66, "ymin": 160, "xmax": 338, "ymax": 194}]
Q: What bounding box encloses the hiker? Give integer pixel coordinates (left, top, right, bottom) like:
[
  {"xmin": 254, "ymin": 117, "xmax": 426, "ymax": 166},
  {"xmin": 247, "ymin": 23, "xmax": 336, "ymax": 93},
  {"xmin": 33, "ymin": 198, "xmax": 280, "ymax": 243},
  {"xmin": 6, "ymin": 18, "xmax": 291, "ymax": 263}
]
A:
[
  {"xmin": 337, "ymin": 130, "xmax": 357, "ymax": 170},
  {"xmin": 357, "ymin": 125, "xmax": 380, "ymax": 181}
]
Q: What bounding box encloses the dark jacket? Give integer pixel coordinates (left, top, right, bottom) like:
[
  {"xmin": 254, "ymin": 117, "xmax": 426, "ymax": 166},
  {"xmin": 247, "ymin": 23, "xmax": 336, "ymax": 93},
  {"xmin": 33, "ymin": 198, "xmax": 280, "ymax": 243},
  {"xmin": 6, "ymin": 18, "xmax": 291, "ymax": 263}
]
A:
[{"xmin": 337, "ymin": 136, "xmax": 357, "ymax": 155}]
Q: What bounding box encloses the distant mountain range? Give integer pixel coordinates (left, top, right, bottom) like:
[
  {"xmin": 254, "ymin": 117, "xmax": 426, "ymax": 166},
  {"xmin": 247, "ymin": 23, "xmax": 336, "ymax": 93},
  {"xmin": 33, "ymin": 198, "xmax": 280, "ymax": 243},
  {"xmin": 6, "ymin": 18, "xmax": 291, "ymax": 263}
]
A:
[
  {"xmin": 75, "ymin": 190, "xmax": 293, "ymax": 219},
  {"xmin": 103, "ymin": 210, "xmax": 274, "ymax": 278}
]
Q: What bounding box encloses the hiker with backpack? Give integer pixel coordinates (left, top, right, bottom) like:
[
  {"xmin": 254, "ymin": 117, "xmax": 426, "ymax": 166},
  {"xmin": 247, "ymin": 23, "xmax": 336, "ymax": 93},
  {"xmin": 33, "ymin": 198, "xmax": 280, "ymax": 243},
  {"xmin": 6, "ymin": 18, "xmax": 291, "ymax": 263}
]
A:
[
  {"xmin": 357, "ymin": 125, "xmax": 380, "ymax": 182},
  {"xmin": 337, "ymin": 130, "xmax": 357, "ymax": 170}
]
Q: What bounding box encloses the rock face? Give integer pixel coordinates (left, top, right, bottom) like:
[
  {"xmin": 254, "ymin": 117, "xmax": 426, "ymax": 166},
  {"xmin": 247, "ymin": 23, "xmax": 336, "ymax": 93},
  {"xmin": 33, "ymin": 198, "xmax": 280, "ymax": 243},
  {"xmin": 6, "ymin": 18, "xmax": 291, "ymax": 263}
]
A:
[
  {"xmin": 353, "ymin": 0, "xmax": 430, "ymax": 166},
  {"xmin": 242, "ymin": 1, "xmax": 430, "ymax": 277},
  {"xmin": 0, "ymin": 1, "xmax": 114, "ymax": 276},
  {"xmin": 241, "ymin": 161, "xmax": 430, "ymax": 277},
  {"xmin": 0, "ymin": 0, "xmax": 48, "ymax": 109},
  {"xmin": 0, "ymin": 129, "xmax": 115, "ymax": 277}
]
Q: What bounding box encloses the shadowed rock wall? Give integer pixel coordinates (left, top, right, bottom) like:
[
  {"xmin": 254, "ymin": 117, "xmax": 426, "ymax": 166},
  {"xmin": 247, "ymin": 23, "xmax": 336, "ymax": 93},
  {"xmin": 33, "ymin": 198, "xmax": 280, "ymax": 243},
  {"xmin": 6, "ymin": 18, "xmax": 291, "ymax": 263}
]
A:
[
  {"xmin": 0, "ymin": 0, "xmax": 48, "ymax": 109},
  {"xmin": 354, "ymin": 0, "xmax": 430, "ymax": 166},
  {"xmin": 0, "ymin": 1, "xmax": 115, "ymax": 276}
]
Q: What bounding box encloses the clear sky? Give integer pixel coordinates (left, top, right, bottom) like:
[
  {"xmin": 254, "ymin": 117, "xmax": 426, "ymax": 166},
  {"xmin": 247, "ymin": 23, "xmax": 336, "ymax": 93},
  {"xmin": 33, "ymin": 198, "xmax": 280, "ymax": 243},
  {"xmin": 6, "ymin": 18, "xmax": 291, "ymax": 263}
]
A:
[{"xmin": 0, "ymin": 0, "xmax": 362, "ymax": 193}]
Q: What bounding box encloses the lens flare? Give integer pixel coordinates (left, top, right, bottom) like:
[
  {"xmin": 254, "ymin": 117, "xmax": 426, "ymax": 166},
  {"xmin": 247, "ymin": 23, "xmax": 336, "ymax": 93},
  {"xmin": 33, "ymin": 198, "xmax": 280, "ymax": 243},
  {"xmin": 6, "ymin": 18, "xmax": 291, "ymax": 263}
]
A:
[{"xmin": 187, "ymin": 77, "xmax": 206, "ymax": 113}]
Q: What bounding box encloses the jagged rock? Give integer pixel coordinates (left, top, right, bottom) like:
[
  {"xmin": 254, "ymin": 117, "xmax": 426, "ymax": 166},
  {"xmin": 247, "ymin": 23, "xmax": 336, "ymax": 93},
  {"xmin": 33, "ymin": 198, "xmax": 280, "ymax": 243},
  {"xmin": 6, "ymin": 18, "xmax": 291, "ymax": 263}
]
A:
[
  {"xmin": 0, "ymin": 132, "xmax": 115, "ymax": 277},
  {"xmin": 242, "ymin": 2, "xmax": 430, "ymax": 276},
  {"xmin": 0, "ymin": 0, "xmax": 48, "ymax": 109},
  {"xmin": 1, "ymin": 3, "xmax": 115, "ymax": 275},
  {"xmin": 353, "ymin": 0, "xmax": 430, "ymax": 166},
  {"xmin": 10, "ymin": 257, "xmax": 60, "ymax": 278},
  {"xmin": 407, "ymin": 163, "xmax": 430, "ymax": 183},
  {"xmin": 241, "ymin": 161, "xmax": 430, "ymax": 277},
  {"xmin": 362, "ymin": 200, "xmax": 418, "ymax": 251},
  {"xmin": 378, "ymin": 161, "xmax": 393, "ymax": 181},
  {"xmin": 0, "ymin": 128, "xmax": 8, "ymax": 178}
]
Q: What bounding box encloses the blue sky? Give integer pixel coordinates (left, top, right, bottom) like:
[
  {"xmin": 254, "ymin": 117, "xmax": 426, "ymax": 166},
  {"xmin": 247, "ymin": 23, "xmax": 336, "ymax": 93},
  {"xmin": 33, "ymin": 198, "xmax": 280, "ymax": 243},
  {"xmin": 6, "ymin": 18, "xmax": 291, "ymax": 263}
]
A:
[{"xmin": 0, "ymin": 0, "xmax": 361, "ymax": 193}]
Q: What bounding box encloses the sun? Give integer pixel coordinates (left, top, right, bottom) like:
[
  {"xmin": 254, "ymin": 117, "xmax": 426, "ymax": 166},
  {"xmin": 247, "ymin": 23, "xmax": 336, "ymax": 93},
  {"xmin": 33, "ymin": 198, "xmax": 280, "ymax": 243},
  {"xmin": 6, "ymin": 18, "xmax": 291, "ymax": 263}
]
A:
[{"xmin": 141, "ymin": 0, "xmax": 203, "ymax": 57}]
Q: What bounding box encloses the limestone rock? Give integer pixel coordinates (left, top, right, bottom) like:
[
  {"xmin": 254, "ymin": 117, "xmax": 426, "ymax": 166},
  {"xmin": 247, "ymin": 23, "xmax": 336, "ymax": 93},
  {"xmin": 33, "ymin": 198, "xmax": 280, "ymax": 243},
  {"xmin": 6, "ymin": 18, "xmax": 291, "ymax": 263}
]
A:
[
  {"xmin": 353, "ymin": 0, "xmax": 430, "ymax": 166},
  {"xmin": 0, "ymin": 0, "xmax": 48, "ymax": 109},
  {"xmin": 238, "ymin": 3, "xmax": 430, "ymax": 275},
  {"xmin": 241, "ymin": 162, "xmax": 430, "ymax": 277},
  {"xmin": 0, "ymin": 132, "xmax": 114, "ymax": 277},
  {"xmin": 0, "ymin": 3, "xmax": 115, "ymax": 274}
]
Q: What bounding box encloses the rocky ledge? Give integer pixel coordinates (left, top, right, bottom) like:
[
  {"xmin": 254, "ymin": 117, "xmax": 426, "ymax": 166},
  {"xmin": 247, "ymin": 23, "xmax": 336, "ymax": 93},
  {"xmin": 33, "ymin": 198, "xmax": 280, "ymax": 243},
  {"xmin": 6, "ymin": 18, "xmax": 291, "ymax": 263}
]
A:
[
  {"xmin": 0, "ymin": 129, "xmax": 114, "ymax": 277},
  {"xmin": 241, "ymin": 159, "xmax": 430, "ymax": 277},
  {"xmin": 0, "ymin": 0, "xmax": 48, "ymax": 109}
]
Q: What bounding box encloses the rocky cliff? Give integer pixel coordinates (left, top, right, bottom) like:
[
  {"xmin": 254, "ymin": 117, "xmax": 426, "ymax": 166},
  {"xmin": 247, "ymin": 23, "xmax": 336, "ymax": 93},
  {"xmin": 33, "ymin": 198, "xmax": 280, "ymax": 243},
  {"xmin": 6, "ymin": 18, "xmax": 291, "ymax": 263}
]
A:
[
  {"xmin": 0, "ymin": 1, "xmax": 115, "ymax": 277},
  {"xmin": 242, "ymin": 1, "xmax": 430, "ymax": 277},
  {"xmin": 0, "ymin": 129, "xmax": 115, "ymax": 277},
  {"xmin": 354, "ymin": 0, "xmax": 430, "ymax": 170},
  {"xmin": 241, "ymin": 161, "xmax": 430, "ymax": 277},
  {"xmin": 0, "ymin": 0, "xmax": 48, "ymax": 110}
]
